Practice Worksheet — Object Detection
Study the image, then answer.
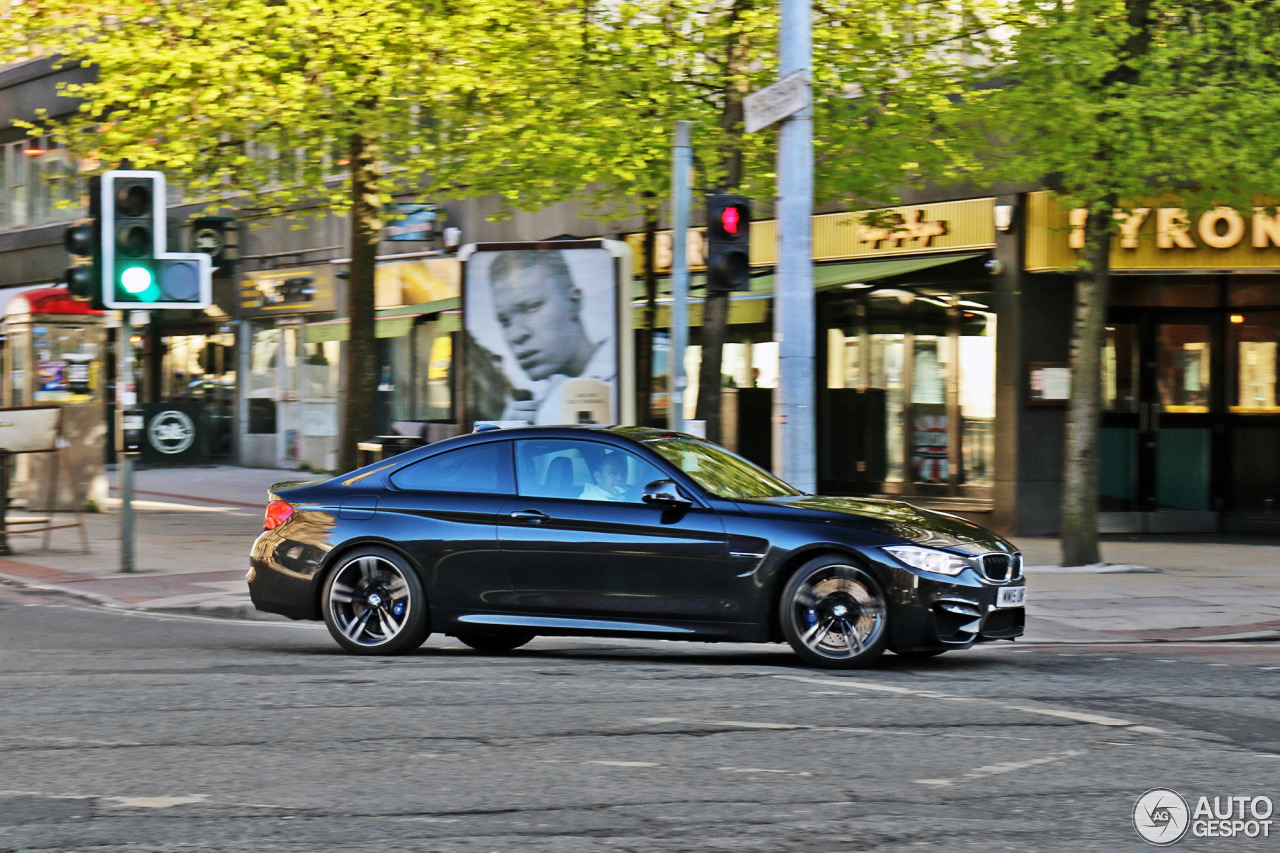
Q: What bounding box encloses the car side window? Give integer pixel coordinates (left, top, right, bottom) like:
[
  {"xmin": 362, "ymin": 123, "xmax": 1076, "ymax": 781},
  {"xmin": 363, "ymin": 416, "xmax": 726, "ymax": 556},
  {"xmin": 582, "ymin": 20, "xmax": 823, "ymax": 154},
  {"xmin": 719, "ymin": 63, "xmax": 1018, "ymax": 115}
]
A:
[
  {"xmin": 389, "ymin": 441, "xmax": 513, "ymax": 494},
  {"xmin": 514, "ymin": 439, "xmax": 666, "ymax": 503}
]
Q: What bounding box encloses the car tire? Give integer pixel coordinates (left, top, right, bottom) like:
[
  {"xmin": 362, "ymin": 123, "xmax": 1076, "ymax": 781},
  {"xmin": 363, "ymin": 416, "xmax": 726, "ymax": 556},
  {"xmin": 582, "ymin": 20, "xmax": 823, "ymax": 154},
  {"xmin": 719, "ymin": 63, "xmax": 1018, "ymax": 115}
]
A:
[
  {"xmin": 322, "ymin": 546, "xmax": 430, "ymax": 655},
  {"xmin": 455, "ymin": 631, "xmax": 536, "ymax": 654},
  {"xmin": 780, "ymin": 556, "xmax": 888, "ymax": 669}
]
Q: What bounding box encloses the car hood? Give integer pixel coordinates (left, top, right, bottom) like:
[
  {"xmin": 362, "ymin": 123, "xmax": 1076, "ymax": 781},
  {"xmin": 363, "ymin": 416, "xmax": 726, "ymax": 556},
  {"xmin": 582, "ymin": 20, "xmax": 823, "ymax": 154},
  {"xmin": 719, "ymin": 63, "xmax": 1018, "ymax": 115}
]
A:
[{"xmin": 734, "ymin": 494, "xmax": 1002, "ymax": 547}]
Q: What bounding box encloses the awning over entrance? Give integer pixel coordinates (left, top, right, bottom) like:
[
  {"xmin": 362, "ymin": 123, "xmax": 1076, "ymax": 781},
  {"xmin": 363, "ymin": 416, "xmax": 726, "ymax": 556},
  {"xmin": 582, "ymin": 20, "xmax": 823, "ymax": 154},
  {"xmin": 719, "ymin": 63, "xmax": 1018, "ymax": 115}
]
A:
[
  {"xmin": 304, "ymin": 297, "xmax": 460, "ymax": 343},
  {"xmin": 633, "ymin": 252, "xmax": 987, "ymax": 327}
]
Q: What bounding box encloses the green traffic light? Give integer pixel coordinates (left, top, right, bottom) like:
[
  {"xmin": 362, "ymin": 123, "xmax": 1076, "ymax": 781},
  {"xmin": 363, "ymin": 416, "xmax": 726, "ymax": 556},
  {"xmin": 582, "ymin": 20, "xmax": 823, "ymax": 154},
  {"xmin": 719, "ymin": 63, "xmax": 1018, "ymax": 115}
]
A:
[{"xmin": 120, "ymin": 265, "xmax": 158, "ymax": 301}]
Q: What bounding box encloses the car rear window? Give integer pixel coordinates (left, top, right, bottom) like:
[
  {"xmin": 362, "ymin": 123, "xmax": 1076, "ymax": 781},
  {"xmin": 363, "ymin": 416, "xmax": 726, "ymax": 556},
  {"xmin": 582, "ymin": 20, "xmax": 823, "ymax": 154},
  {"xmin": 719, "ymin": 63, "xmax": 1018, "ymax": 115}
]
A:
[{"xmin": 389, "ymin": 441, "xmax": 513, "ymax": 494}]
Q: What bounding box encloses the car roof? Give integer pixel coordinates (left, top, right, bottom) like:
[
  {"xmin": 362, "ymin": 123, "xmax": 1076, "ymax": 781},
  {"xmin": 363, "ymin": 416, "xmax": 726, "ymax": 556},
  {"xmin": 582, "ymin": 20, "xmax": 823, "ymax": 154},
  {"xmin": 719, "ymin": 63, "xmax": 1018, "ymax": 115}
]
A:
[
  {"xmin": 327, "ymin": 425, "xmax": 709, "ymax": 488},
  {"xmin": 454, "ymin": 424, "xmax": 698, "ymax": 445}
]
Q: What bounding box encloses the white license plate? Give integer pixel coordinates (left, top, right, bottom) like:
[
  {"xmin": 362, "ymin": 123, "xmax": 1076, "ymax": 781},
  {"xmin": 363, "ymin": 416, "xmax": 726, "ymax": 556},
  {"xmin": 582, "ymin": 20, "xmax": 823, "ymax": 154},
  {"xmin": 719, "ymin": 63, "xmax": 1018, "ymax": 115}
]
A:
[{"xmin": 996, "ymin": 586, "xmax": 1026, "ymax": 608}]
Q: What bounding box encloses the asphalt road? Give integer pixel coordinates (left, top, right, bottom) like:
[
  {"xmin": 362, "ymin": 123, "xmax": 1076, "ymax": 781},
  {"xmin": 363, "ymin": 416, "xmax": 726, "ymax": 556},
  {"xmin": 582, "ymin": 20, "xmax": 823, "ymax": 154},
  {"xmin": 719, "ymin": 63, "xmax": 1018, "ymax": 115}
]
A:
[{"xmin": 2, "ymin": 582, "xmax": 1278, "ymax": 852}]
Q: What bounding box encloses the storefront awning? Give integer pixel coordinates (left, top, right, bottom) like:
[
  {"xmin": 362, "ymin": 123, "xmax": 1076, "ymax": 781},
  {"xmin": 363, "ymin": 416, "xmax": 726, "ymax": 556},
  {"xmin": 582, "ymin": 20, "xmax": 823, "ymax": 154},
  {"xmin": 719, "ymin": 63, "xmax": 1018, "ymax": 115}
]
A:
[
  {"xmin": 633, "ymin": 252, "xmax": 987, "ymax": 327},
  {"xmin": 304, "ymin": 297, "xmax": 460, "ymax": 343}
]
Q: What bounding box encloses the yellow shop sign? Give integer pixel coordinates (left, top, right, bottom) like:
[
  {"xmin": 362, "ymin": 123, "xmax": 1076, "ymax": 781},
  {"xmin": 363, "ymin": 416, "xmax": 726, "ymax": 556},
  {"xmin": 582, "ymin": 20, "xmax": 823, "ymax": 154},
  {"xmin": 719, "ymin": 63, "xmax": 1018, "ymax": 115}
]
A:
[{"xmin": 1027, "ymin": 191, "xmax": 1280, "ymax": 272}]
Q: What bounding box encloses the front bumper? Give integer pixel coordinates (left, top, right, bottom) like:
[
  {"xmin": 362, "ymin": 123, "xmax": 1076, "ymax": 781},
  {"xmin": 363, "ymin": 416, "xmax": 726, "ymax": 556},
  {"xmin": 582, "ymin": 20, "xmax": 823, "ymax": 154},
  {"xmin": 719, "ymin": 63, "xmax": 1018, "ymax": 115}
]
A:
[{"xmin": 872, "ymin": 546, "xmax": 1027, "ymax": 652}]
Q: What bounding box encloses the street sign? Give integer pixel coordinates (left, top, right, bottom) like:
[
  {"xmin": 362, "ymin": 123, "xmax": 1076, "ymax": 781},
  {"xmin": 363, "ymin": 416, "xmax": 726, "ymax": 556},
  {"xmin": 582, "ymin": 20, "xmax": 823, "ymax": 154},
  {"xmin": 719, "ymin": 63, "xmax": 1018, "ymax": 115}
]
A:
[{"xmin": 744, "ymin": 70, "xmax": 810, "ymax": 134}]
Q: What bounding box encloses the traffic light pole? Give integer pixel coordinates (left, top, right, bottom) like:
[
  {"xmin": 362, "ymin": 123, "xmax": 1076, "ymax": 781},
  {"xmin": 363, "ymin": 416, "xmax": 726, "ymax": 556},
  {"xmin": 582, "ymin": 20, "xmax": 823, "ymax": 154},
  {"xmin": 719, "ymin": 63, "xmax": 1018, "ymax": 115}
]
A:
[
  {"xmin": 775, "ymin": 0, "xmax": 816, "ymax": 493},
  {"xmin": 117, "ymin": 313, "xmax": 134, "ymax": 573},
  {"xmin": 669, "ymin": 121, "xmax": 692, "ymax": 434}
]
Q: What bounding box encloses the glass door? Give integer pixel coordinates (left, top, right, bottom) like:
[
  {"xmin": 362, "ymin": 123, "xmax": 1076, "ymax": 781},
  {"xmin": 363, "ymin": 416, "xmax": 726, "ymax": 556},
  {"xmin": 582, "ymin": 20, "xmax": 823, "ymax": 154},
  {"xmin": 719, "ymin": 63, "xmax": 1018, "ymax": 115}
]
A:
[{"xmin": 1102, "ymin": 315, "xmax": 1217, "ymax": 512}]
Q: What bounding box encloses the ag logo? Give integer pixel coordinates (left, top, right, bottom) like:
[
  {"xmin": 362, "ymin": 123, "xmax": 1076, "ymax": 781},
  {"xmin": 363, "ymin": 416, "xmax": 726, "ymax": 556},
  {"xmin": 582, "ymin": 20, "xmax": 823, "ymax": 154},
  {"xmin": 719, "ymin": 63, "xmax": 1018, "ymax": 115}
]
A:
[
  {"xmin": 1134, "ymin": 788, "xmax": 1190, "ymax": 845},
  {"xmin": 148, "ymin": 410, "xmax": 196, "ymax": 455}
]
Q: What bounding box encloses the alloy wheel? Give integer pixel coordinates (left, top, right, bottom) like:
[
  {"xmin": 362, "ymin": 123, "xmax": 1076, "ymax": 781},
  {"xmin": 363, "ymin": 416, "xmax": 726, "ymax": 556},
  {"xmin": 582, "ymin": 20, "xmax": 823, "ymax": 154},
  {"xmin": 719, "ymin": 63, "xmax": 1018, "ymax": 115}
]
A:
[
  {"xmin": 781, "ymin": 558, "xmax": 887, "ymax": 668},
  {"xmin": 322, "ymin": 548, "xmax": 429, "ymax": 655}
]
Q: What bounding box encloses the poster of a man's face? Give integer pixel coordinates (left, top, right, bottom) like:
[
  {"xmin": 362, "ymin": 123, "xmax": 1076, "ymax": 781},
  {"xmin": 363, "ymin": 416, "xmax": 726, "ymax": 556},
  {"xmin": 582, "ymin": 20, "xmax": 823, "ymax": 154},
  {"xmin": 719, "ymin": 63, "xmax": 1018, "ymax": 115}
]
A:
[{"xmin": 464, "ymin": 244, "xmax": 626, "ymax": 426}]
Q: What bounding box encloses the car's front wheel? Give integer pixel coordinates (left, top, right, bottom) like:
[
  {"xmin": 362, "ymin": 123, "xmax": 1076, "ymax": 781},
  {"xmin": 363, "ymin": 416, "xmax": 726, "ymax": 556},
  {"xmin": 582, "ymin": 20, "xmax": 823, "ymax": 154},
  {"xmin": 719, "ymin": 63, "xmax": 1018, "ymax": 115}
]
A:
[
  {"xmin": 455, "ymin": 631, "xmax": 536, "ymax": 654},
  {"xmin": 780, "ymin": 556, "xmax": 888, "ymax": 669},
  {"xmin": 322, "ymin": 547, "xmax": 429, "ymax": 655}
]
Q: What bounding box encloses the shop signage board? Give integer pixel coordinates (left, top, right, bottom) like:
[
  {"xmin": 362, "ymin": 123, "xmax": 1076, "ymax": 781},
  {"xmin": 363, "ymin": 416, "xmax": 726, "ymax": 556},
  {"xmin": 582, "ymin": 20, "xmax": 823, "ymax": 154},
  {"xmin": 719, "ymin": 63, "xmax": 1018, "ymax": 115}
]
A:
[
  {"xmin": 386, "ymin": 204, "xmax": 439, "ymax": 242},
  {"xmin": 239, "ymin": 265, "xmax": 338, "ymax": 317},
  {"xmin": 627, "ymin": 198, "xmax": 996, "ymax": 275},
  {"xmin": 1026, "ymin": 191, "xmax": 1280, "ymax": 271}
]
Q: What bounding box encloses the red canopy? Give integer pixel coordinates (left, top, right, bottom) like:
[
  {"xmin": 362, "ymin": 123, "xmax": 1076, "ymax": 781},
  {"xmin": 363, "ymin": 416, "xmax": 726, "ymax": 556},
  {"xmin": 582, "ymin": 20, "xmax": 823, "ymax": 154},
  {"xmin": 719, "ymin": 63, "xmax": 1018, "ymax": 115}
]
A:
[{"xmin": 6, "ymin": 286, "xmax": 104, "ymax": 317}]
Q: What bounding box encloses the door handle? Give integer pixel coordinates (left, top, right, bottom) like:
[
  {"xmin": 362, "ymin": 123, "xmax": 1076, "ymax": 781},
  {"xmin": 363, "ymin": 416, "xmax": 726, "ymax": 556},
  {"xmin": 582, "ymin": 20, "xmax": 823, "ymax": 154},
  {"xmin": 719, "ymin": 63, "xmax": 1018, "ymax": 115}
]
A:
[{"xmin": 509, "ymin": 509, "xmax": 549, "ymax": 523}]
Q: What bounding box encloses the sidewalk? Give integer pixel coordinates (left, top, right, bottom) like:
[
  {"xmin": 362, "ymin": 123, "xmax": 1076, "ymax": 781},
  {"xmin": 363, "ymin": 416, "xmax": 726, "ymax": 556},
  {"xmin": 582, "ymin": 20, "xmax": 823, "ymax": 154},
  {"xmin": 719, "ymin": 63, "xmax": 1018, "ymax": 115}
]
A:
[{"xmin": 0, "ymin": 464, "xmax": 1277, "ymax": 643}]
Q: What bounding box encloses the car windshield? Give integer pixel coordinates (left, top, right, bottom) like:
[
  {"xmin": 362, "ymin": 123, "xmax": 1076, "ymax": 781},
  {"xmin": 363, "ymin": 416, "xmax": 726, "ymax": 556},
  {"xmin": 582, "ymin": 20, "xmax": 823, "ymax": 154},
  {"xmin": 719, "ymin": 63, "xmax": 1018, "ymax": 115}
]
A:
[{"xmin": 644, "ymin": 437, "xmax": 803, "ymax": 500}]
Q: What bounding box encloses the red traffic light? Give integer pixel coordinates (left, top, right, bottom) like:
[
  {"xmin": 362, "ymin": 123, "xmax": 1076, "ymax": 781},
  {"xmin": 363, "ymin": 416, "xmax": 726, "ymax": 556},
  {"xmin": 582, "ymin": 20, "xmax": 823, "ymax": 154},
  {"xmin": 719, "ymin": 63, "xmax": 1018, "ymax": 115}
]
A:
[{"xmin": 721, "ymin": 205, "xmax": 741, "ymax": 235}]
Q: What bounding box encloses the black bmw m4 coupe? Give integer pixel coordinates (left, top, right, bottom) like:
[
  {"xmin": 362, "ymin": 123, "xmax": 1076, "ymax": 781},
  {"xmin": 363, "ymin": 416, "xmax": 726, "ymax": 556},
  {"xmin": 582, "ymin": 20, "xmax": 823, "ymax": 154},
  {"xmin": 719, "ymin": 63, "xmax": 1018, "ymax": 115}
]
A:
[{"xmin": 248, "ymin": 425, "xmax": 1025, "ymax": 668}]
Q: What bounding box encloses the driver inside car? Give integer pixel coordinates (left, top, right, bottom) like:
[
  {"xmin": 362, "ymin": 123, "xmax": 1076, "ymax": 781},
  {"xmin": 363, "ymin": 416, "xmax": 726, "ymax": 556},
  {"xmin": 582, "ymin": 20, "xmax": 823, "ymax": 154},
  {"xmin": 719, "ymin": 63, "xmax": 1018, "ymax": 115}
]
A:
[{"xmin": 580, "ymin": 451, "xmax": 628, "ymax": 501}]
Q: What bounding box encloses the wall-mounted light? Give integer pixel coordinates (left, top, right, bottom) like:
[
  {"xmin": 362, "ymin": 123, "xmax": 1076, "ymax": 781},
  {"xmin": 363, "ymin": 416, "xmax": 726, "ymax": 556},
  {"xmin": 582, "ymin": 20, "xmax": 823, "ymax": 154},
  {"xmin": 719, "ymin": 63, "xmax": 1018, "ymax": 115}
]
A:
[
  {"xmin": 22, "ymin": 141, "xmax": 43, "ymax": 157},
  {"xmin": 1230, "ymin": 314, "xmax": 1245, "ymax": 324},
  {"xmin": 443, "ymin": 226, "xmax": 462, "ymax": 249},
  {"xmin": 994, "ymin": 204, "xmax": 1015, "ymax": 232}
]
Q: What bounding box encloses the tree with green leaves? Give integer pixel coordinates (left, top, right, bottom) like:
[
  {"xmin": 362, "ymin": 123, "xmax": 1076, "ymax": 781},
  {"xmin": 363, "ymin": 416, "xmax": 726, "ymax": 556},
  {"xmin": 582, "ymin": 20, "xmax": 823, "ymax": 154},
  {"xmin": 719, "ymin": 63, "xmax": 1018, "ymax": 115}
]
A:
[
  {"xmin": 504, "ymin": 0, "xmax": 993, "ymax": 440},
  {"xmin": 974, "ymin": 0, "xmax": 1280, "ymax": 564},
  {"xmin": 5, "ymin": 0, "xmax": 590, "ymax": 472}
]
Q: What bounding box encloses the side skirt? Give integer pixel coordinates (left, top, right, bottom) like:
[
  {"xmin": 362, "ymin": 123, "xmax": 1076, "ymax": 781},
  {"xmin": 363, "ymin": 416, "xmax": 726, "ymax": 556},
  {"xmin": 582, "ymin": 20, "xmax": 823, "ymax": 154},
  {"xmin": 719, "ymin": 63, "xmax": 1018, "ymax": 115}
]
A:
[{"xmin": 435, "ymin": 609, "xmax": 769, "ymax": 643}]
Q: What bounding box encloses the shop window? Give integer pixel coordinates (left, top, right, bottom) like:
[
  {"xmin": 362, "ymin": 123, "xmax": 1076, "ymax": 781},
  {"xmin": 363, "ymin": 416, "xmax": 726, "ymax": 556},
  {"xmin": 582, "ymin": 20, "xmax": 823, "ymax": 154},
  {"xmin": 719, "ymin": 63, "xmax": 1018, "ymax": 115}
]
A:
[
  {"xmin": 303, "ymin": 340, "xmax": 340, "ymax": 399},
  {"xmin": 30, "ymin": 323, "xmax": 104, "ymax": 405},
  {"xmin": 958, "ymin": 306, "xmax": 996, "ymax": 486},
  {"xmin": 0, "ymin": 141, "xmax": 84, "ymax": 230},
  {"xmin": 1231, "ymin": 312, "xmax": 1280, "ymax": 413},
  {"xmin": 1104, "ymin": 325, "xmax": 1140, "ymax": 412},
  {"xmin": 3, "ymin": 142, "xmax": 31, "ymax": 228},
  {"xmin": 1229, "ymin": 279, "xmax": 1280, "ymax": 308},
  {"xmin": 1111, "ymin": 280, "xmax": 1217, "ymax": 308},
  {"xmin": 1158, "ymin": 325, "xmax": 1211, "ymax": 412},
  {"xmin": 9, "ymin": 330, "xmax": 27, "ymax": 407},
  {"xmin": 818, "ymin": 288, "xmax": 997, "ymax": 495},
  {"xmin": 248, "ymin": 326, "xmax": 280, "ymax": 434},
  {"xmin": 415, "ymin": 324, "xmax": 455, "ymax": 422}
]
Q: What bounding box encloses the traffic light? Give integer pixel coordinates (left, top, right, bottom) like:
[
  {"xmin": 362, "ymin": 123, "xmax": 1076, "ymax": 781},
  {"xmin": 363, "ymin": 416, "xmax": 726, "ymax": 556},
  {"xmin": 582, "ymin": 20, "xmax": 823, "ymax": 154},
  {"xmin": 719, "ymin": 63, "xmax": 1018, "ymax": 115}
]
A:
[
  {"xmin": 705, "ymin": 192, "xmax": 752, "ymax": 292},
  {"xmin": 63, "ymin": 177, "xmax": 103, "ymax": 309},
  {"xmin": 101, "ymin": 170, "xmax": 211, "ymax": 310}
]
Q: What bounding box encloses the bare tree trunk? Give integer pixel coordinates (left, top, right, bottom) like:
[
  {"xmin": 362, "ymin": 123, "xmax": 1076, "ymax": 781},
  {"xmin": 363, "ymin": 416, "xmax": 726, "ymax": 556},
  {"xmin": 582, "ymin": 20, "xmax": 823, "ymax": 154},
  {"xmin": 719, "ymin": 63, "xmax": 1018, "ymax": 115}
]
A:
[
  {"xmin": 338, "ymin": 132, "xmax": 382, "ymax": 473},
  {"xmin": 636, "ymin": 201, "xmax": 658, "ymax": 426},
  {"xmin": 1059, "ymin": 201, "xmax": 1114, "ymax": 566}
]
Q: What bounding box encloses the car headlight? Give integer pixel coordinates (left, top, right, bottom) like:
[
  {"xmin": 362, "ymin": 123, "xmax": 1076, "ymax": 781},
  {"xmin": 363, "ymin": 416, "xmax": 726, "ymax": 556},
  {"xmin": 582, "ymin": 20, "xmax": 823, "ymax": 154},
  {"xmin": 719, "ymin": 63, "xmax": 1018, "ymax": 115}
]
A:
[{"xmin": 883, "ymin": 545, "xmax": 970, "ymax": 576}]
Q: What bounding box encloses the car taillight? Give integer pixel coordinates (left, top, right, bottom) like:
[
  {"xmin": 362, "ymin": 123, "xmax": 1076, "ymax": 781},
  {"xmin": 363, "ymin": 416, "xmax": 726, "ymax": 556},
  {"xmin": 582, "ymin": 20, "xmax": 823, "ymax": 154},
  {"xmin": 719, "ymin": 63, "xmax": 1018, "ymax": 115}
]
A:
[{"xmin": 263, "ymin": 500, "xmax": 294, "ymax": 531}]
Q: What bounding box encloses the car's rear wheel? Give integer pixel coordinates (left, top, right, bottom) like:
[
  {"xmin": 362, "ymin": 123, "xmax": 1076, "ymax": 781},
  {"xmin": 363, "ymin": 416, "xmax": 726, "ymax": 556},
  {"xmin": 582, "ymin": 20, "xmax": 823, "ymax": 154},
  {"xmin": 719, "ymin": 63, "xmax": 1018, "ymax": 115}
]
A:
[
  {"xmin": 455, "ymin": 631, "xmax": 536, "ymax": 653},
  {"xmin": 780, "ymin": 556, "xmax": 887, "ymax": 669},
  {"xmin": 322, "ymin": 547, "xmax": 429, "ymax": 655}
]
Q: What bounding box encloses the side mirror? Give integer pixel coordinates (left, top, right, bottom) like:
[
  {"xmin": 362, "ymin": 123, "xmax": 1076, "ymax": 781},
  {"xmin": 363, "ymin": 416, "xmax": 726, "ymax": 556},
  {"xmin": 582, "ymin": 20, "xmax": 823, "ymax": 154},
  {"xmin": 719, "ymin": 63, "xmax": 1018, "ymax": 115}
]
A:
[{"xmin": 642, "ymin": 479, "xmax": 692, "ymax": 508}]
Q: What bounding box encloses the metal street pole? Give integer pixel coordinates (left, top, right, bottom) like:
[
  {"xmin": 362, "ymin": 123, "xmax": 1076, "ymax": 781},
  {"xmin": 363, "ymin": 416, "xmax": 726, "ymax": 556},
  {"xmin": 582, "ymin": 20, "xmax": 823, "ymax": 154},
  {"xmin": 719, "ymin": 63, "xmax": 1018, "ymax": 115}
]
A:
[
  {"xmin": 669, "ymin": 120, "xmax": 692, "ymax": 433},
  {"xmin": 774, "ymin": 0, "xmax": 816, "ymax": 492},
  {"xmin": 117, "ymin": 313, "xmax": 134, "ymax": 573}
]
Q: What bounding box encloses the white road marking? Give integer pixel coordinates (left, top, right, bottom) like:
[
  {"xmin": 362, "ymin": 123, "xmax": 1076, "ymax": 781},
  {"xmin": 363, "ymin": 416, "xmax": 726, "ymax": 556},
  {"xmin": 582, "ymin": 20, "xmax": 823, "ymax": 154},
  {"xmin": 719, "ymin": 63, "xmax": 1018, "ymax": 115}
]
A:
[
  {"xmin": 963, "ymin": 749, "xmax": 1087, "ymax": 780},
  {"xmin": 717, "ymin": 766, "xmax": 812, "ymax": 776},
  {"xmin": 587, "ymin": 761, "xmax": 658, "ymax": 767},
  {"xmin": 774, "ymin": 675, "xmax": 1164, "ymax": 733},
  {"xmin": 107, "ymin": 795, "xmax": 208, "ymax": 809}
]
